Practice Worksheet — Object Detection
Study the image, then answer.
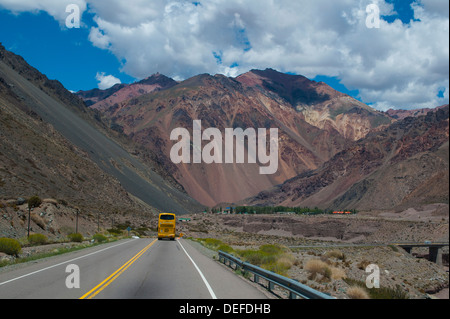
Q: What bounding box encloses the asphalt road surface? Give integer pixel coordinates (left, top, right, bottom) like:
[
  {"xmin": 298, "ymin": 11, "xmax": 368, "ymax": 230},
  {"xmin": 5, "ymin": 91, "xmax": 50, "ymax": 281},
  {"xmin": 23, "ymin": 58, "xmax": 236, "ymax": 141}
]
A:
[{"xmin": 0, "ymin": 238, "xmax": 267, "ymax": 299}]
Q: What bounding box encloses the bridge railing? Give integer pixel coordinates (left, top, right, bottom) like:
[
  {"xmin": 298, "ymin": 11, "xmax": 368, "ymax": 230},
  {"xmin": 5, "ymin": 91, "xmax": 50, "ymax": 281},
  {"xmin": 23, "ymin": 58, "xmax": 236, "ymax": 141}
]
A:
[{"xmin": 218, "ymin": 250, "xmax": 334, "ymax": 300}]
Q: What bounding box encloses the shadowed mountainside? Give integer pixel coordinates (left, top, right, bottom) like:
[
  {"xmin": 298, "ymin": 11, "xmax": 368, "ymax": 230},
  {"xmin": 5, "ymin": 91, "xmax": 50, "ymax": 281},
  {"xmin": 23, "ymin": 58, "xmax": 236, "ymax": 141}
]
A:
[{"xmin": 0, "ymin": 44, "xmax": 204, "ymax": 214}]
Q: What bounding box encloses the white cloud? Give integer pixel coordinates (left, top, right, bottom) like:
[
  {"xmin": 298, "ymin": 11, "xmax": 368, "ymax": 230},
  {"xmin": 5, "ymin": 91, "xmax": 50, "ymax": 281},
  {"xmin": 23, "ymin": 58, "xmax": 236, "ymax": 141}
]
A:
[
  {"xmin": 0, "ymin": 0, "xmax": 448, "ymax": 110},
  {"xmin": 89, "ymin": 25, "xmax": 110, "ymax": 50},
  {"xmin": 416, "ymin": 0, "xmax": 449, "ymax": 18},
  {"xmin": 0, "ymin": 0, "xmax": 87, "ymax": 25},
  {"xmin": 82, "ymin": 0, "xmax": 448, "ymax": 110},
  {"xmin": 95, "ymin": 72, "xmax": 121, "ymax": 90}
]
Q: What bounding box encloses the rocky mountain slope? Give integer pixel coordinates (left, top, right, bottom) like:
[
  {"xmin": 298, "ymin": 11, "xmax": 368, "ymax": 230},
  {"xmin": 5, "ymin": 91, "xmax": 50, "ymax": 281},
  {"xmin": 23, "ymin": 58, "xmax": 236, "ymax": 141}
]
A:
[
  {"xmin": 77, "ymin": 73, "xmax": 178, "ymax": 109},
  {"xmin": 0, "ymin": 67, "xmax": 146, "ymax": 215},
  {"xmin": 80, "ymin": 69, "xmax": 392, "ymax": 206},
  {"xmin": 386, "ymin": 105, "xmax": 448, "ymax": 120},
  {"xmin": 244, "ymin": 105, "xmax": 449, "ymax": 211},
  {"xmin": 237, "ymin": 69, "xmax": 392, "ymax": 141},
  {"xmin": 0, "ymin": 44, "xmax": 204, "ymax": 215}
]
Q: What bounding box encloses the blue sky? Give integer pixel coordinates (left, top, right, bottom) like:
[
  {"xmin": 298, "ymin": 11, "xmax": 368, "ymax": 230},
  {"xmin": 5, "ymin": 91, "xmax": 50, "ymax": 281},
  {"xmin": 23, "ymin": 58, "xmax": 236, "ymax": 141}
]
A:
[
  {"xmin": 0, "ymin": 9, "xmax": 135, "ymax": 91},
  {"xmin": 0, "ymin": 0, "xmax": 448, "ymax": 110}
]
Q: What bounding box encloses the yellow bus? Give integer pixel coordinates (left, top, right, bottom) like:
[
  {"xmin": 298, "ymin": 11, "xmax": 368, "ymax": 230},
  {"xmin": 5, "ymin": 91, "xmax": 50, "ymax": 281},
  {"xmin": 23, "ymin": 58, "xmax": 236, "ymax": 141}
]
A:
[{"xmin": 158, "ymin": 213, "xmax": 176, "ymax": 240}]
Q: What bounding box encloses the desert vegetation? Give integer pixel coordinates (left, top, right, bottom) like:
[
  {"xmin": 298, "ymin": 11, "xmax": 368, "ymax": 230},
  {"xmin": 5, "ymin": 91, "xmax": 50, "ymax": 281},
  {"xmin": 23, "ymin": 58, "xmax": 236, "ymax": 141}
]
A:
[
  {"xmin": 0, "ymin": 238, "xmax": 22, "ymax": 257},
  {"xmin": 304, "ymin": 259, "xmax": 346, "ymax": 282},
  {"xmin": 195, "ymin": 238, "xmax": 295, "ymax": 276}
]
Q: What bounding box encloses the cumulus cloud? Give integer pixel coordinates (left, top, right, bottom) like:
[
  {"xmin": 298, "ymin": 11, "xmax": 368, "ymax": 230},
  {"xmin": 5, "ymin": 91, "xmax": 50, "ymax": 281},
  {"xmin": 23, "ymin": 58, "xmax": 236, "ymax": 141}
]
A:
[
  {"xmin": 0, "ymin": 0, "xmax": 448, "ymax": 110},
  {"xmin": 0, "ymin": 0, "xmax": 87, "ymax": 26},
  {"xmin": 95, "ymin": 72, "xmax": 121, "ymax": 90},
  {"xmin": 83, "ymin": 0, "xmax": 448, "ymax": 110}
]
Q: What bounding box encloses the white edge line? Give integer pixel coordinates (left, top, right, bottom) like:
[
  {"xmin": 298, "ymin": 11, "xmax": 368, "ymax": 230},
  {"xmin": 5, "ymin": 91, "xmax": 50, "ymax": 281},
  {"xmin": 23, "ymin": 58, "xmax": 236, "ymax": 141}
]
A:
[
  {"xmin": 0, "ymin": 239, "xmax": 137, "ymax": 287},
  {"xmin": 178, "ymin": 239, "xmax": 217, "ymax": 299}
]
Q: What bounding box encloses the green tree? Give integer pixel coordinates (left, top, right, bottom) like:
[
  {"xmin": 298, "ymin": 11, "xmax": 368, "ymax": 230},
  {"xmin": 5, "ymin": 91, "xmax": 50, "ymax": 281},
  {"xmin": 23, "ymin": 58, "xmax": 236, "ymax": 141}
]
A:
[{"xmin": 27, "ymin": 195, "xmax": 42, "ymax": 209}]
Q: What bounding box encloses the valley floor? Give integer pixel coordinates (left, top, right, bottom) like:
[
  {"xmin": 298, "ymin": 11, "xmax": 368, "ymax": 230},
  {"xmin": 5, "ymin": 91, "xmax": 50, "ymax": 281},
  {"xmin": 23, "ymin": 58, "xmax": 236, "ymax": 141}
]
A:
[{"xmin": 178, "ymin": 204, "xmax": 449, "ymax": 299}]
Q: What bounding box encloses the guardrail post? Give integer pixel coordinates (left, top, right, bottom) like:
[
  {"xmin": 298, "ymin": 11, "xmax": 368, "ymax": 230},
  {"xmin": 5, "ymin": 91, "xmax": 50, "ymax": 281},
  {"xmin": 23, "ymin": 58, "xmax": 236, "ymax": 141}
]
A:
[{"xmin": 268, "ymin": 281, "xmax": 274, "ymax": 292}]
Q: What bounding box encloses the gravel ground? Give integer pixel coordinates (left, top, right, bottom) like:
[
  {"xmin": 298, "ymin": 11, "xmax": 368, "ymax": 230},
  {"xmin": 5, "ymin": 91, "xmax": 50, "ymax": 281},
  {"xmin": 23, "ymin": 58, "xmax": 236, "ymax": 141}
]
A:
[{"xmin": 179, "ymin": 211, "xmax": 449, "ymax": 299}]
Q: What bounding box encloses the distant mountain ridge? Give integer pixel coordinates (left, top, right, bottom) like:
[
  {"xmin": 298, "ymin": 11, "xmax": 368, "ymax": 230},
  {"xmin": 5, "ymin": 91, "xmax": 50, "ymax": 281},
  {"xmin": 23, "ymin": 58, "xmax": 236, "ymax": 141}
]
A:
[
  {"xmin": 386, "ymin": 105, "xmax": 448, "ymax": 120},
  {"xmin": 243, "ymin": 105, "xmax": 449, "ymax": 211},
  {"xmin": 77, "ymin": 68, "xmax": 395, "ymax": 206},
  {"xmin": 77, "ymin": 73, "xmax": 178, "ymax": 109}
]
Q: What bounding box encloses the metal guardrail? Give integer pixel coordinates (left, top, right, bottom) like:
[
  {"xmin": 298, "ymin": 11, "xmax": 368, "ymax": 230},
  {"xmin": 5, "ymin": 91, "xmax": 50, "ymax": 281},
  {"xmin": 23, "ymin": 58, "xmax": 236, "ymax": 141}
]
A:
[{"xmin": 218, "ymin": 250, "xmax": 334, "ymax": 300}]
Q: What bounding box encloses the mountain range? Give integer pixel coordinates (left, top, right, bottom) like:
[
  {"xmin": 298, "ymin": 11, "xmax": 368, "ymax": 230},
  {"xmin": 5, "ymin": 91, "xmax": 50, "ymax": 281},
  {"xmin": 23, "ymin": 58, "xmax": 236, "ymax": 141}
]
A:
[
  {"xmin": 244, "ymin": 106, "xmax": 449, "ymax": 210},
  {"xmin": 76, "ymin": 68, "xmax": 398, "ymax": 207},
  {"xmin": 1, "ymin": 43, "xmax": 448, "ymax": 214}
]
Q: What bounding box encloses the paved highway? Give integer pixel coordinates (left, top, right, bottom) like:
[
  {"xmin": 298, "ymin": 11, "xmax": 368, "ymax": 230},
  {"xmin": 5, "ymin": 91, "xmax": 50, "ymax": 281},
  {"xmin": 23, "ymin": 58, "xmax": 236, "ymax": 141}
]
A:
[{"xmin": 0, "ymin": 238, "xmax": 267, "ymax": 299}]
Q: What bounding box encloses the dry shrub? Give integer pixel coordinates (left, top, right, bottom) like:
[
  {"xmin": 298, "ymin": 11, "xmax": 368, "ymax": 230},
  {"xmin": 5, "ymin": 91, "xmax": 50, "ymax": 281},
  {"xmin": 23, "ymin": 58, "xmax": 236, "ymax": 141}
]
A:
[
  {"xmin": 305, "ymin": 259, "xmax": 329, "ymax": 280},
  {"xmin": 330, "ymin": 266, "xmax": 346, "ymax": 280},
  {"xmin": 325, "ymin": 250, "xmax": 346, "ymax": 260},
  {"xmin": 43, "ymin": 198, "xmax": 58, "ymax": 206},
  {"xmin": 293, "ymin": 259, "xmax": 303, "ymax": 268},
  {"xmin": 305, "ymin": 259, "xmax": 328, "ymax": 273},
  {"xmin": 305, "ymin": 259, "xmax": 346, "ymax": 281},
  {"xmin": 357, "ymin": 259, "xmax": 371, "ymax": 270},
  {"xmin": 277, "ymin": 255, "xmax": 295, "ymax": 269},
  {"xmin": 31, "ymin": 213, "xmax": 46, "ymax": 230},
  {"xmin": 347, "ymin": 286, "xmax": 370, "ymax": 299}
]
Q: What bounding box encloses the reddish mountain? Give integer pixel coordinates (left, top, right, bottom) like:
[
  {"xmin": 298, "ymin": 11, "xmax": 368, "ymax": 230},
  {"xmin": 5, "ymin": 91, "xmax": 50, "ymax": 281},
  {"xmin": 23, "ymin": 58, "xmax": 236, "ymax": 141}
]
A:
[
  {"xmin": 82, "ymin": 69, "xmax": 393, "ymax": 206},
  {"xmin": 386, "ymin": 105, "xmax": 448, "ymax": 120},
  {"xmin": 237, "ymin": 69, "xmax": 392, "ymax": 141},
  {"xmin": 244, "ymin": 106, "xmax": 449, "ymax": 211}
]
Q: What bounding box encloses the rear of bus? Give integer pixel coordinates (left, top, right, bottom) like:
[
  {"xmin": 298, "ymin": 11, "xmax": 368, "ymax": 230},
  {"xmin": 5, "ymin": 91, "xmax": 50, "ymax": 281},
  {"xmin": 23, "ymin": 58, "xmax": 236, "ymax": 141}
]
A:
[{"xmin": 158, "ymin": 213, "xmax": 176, "ymax": 240}]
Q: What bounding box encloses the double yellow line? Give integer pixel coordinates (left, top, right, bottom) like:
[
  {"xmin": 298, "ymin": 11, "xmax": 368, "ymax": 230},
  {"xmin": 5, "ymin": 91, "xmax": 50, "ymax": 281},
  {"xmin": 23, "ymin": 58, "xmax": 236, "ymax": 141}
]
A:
[{"xmin": 80, "ymin": 239, "xmax": 157, "ymax": 299}]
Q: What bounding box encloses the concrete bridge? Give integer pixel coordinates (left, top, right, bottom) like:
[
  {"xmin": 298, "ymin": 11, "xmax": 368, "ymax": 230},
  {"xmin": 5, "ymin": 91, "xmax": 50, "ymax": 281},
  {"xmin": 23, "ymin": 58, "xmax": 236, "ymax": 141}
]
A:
[
  {"xmin": 290, "ymin": 242, "xmax": 449, "ymax": 265},
  {"xmin": 392, "ymin": 242, "xmax": 449, "ymax": 265}
]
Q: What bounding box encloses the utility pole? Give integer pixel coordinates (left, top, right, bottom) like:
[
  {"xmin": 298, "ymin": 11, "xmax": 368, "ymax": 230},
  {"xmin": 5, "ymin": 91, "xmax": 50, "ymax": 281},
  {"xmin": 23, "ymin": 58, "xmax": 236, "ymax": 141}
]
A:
[
  {"xmin": 76, "ymin": 209, "xmax": 79, "ymax": 234},
  {"xmin": 27, "ymin": 206, "xmax": 31, "ymax": 238},
  {"xmin": 27, "ymin": 196, "xmax": 41, "ymax": 238}
]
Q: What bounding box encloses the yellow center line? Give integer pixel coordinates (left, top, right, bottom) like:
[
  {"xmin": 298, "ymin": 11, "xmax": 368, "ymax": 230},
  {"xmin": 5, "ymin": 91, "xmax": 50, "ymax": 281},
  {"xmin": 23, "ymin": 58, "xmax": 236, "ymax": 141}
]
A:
[{"xmin": 80, "ymin": 239, "xmax": 157, "ymax": 299}]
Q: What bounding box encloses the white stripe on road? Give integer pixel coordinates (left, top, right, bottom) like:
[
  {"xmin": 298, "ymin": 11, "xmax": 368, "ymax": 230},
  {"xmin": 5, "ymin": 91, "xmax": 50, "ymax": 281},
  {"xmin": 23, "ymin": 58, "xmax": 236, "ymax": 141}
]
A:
[
  {"xmin": 0, "ymin": 239, "xmax": 137, "ymax": 287},
  {"xmin": 177, "ymin": 239, "xmax": 217, "ymax": 299}
]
